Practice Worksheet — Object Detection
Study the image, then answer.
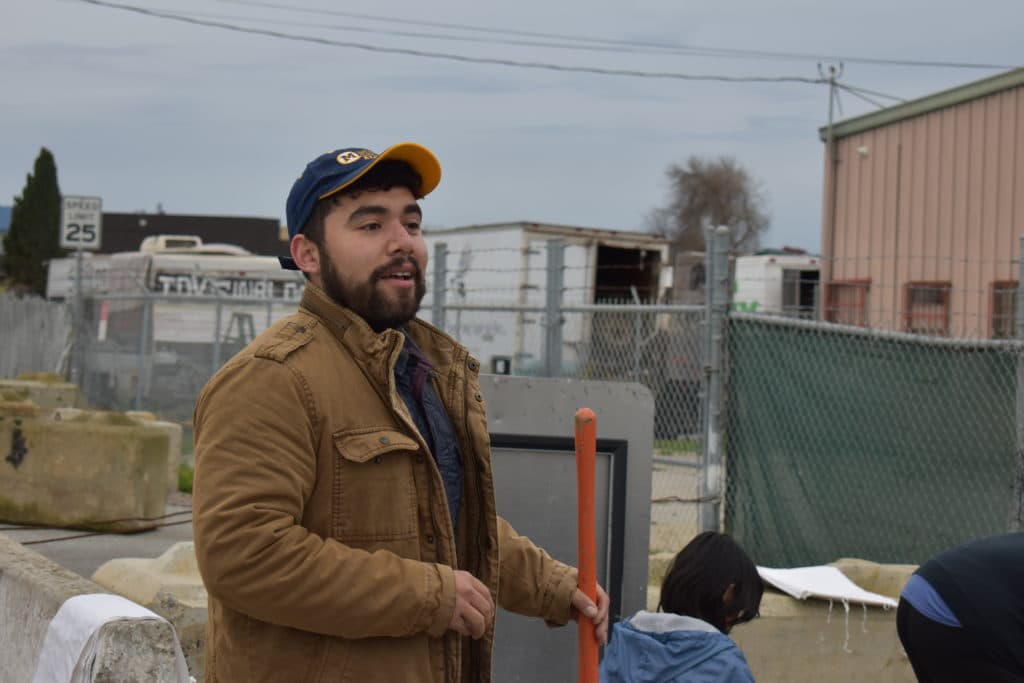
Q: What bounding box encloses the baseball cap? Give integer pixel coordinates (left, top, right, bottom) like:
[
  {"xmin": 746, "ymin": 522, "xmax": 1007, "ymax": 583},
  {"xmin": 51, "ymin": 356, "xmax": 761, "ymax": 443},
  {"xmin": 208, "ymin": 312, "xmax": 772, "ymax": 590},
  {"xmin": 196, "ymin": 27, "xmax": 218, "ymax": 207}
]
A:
[{"xmin": 280, "ymin": 142, "xmax": 442, "ymax": 270}]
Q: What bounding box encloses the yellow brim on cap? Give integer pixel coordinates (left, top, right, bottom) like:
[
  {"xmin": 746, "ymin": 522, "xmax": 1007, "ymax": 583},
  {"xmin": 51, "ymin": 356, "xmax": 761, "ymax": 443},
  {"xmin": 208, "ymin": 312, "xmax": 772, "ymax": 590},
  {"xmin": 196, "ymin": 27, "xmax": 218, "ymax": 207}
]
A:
[{"xmin": 318, "ymin": 141, "xmax": 442, "ymax": 201}]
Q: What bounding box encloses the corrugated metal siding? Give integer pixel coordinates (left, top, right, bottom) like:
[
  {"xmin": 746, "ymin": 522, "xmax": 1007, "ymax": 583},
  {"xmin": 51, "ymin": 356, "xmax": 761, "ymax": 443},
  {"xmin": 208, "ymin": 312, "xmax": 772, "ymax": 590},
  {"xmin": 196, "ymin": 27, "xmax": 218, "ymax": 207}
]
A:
[{"xmin": 824, "ymin": 83, "xmax": 1024, "ymax": 336}]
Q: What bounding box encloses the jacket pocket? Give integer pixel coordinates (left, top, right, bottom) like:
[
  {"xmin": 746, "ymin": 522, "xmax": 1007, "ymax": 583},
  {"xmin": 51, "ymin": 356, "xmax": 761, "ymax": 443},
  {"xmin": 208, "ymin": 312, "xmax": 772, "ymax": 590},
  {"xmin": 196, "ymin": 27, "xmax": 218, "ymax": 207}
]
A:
[{"xmin": 331, "ymin": 428, "xmax": 420, "ymax": 545}]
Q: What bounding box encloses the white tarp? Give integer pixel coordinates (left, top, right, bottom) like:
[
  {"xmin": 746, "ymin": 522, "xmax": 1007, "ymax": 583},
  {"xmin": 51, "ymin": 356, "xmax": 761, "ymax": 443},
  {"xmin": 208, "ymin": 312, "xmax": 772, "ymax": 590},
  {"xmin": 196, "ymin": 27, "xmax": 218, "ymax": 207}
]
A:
[
  {"xmin": 31, "ymin": 593, "xmax": 191, "ymax": 683},
  {"xmin": 757, "ymin": 565, "xmax": 899, "ymax": 608}
]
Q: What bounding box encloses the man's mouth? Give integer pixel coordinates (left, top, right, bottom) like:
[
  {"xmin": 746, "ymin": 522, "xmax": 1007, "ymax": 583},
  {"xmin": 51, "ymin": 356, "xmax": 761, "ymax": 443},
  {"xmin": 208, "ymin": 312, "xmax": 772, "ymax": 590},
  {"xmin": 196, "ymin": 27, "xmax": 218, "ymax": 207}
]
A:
[
  {"xmin": 376, "ymin": 260, "xmax": 419, "ymax": 284},
  {"xmin": 381, "ymin": 268, "xmax": 414, "ymax": 281}
]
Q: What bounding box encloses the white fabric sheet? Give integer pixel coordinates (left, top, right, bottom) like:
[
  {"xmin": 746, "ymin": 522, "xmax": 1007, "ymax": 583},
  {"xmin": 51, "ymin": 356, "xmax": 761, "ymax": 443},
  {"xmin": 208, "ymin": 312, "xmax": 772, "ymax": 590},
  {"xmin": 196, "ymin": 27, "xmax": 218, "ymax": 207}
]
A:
[
  {"xmin": 757, "ymin": 565, "xmax": 899, "ymax": 608},
  {"xmin": 31, "ymin": 593, "xmax": 192, "ymax": 683}
]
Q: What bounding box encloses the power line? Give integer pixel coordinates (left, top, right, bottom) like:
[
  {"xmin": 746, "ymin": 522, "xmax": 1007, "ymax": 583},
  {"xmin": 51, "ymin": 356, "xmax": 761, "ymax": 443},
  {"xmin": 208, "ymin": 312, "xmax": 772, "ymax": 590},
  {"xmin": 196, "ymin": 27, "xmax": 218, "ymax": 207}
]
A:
[
  {"xmin": 71, "ymin": 0, "xmax": 826, "ymax": 84},
  {"xmin": 128, "ymin": 6, "xmax": 817, "ymax": 61},
  {"xmin": 211, "ymin": 0, "xmax": 1017, "ymax": 71},
  {"xmin": 837, "ymin": 84, "xmax": 886, "ymax": 109},
  {"xmin": 840, "ymin": 82, "xmax": 906, "ymax": 103}
]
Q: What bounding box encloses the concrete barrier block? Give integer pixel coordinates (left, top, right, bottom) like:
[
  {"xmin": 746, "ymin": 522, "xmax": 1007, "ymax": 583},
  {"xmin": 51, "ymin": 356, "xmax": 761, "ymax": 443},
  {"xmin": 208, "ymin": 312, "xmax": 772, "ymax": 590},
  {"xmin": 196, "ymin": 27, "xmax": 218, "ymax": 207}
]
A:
[
  {"xmin": 126, "ymin": 412, "xmax": 184, "ymax": 495},
  {"xmin": 0, "ymin": 410, "xmax": 169, "ymax": 531},
  {"xmin": 734, "ymin": 593, "xmax": 911, "ymax": 683},
  {"xmin": 93, "ymin": 542, "xmax": 208, "ymax": 681},
  {"xmin": 0, "ymin": 533, "xmax": 186, "ymax": 683},
  {"xmin": 2, "ymin": 377, "xmax": 83, "ymax": 409},
  {"xmin": 647, "ymin": 551, "xmax": 674, "ymax": 587},
  {"xmin": 731, "ymin": 560, "xmax": 915, "ymax": 683},
  {"xmin": 0, "ymin": 399, "xmax": 46, "ymax": 418}
]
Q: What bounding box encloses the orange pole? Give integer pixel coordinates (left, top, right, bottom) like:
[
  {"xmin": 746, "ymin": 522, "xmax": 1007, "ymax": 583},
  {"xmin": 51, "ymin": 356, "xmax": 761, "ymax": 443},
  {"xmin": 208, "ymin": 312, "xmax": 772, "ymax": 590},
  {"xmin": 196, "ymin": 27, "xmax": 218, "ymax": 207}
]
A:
[{"xmin": 574, "ymin": 407, "xmax": 598, "ymax": 683}]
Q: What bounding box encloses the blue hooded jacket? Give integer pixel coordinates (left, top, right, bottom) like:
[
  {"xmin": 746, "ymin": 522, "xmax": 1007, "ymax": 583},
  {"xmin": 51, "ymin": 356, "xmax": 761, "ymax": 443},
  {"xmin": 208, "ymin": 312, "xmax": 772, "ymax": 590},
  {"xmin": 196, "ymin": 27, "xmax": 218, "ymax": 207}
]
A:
[{"xmin": 600, "ymin": 611, "xmax": 755, "ymax": 683}]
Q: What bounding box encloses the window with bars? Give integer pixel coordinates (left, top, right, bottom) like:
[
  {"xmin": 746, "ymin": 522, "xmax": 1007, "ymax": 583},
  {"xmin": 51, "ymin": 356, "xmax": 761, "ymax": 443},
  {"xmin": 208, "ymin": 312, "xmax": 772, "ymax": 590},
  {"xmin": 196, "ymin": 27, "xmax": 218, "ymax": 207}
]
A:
[
  {"xmin": 825, "ymin": 280, "xmax": 870, "ymax": 326},
  {"xmin": 991, "ymin": 281, "xmax": 1018, "ymax": 339},
  {"xmin": 904, "ymin": 282, "xmax": 951, "ymax": 336}
]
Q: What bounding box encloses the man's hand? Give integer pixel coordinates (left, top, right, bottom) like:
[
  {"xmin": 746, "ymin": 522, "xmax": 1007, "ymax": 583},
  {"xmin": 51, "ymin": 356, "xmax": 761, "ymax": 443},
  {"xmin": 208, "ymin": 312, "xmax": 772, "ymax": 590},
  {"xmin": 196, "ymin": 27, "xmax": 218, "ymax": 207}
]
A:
[
  {"xmin": 447, "ymin": 570, "xmax": 495, "ymax": 639},
  {"xmin": 570, "ymin": 584, "xmax": 610, "ymax": 645}
]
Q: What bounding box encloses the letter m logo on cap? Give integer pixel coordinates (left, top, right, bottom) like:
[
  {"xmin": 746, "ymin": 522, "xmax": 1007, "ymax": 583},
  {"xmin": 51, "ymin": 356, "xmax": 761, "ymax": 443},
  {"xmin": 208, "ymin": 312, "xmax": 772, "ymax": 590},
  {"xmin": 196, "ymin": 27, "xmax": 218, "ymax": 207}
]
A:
[{"xmin": 336, "ymin": 149, "xmax": 378, "ymax": 165}]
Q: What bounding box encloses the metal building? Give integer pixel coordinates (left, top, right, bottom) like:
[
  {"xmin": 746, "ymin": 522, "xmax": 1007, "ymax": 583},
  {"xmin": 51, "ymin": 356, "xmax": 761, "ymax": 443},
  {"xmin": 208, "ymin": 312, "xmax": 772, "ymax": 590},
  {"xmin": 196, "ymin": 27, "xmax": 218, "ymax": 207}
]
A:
[{"xmin": 820, "ymin": 67, "xmax": 1024, "ymax": 337}]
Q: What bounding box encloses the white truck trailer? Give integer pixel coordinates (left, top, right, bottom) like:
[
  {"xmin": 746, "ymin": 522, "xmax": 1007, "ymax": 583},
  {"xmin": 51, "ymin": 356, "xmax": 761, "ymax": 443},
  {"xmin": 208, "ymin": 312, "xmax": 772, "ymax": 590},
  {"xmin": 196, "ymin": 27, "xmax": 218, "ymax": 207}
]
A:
[
  {"xmin": 422, "ymin": 221, "xmax": 672, "ymax": 374},
  {"xmin": 46, "ymin": 235, "xmax": 304, "ymax": 410},
  {"xmin": 731, "ymin": 252, "xmax": 821, "ymax": 318}
]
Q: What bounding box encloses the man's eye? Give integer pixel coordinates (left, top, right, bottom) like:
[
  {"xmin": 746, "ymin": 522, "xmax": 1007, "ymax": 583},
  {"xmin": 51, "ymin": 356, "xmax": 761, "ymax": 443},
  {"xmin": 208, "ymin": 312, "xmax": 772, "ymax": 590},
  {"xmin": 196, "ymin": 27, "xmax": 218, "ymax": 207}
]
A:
[
  {"xmin": 361, "ymin": 223, "xmax": 382, "ymax": 231},
  {"xmin": 406, "ymin": 222, "xmax": 421, "ymax": 231}
]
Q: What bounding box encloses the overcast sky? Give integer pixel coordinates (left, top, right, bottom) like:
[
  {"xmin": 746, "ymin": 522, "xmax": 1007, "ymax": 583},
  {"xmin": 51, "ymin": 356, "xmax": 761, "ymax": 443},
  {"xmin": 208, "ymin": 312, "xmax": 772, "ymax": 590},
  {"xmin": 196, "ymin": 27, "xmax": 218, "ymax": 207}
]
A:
[{"xmin": 4, "ymin": 0, "xmax": 1022, "ymax": 251}]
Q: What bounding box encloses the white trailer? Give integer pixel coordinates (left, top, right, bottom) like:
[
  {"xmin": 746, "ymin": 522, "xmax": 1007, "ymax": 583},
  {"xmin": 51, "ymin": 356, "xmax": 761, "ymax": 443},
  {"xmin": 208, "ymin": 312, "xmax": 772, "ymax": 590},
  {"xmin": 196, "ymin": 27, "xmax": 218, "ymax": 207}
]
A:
[
  {"xmin": 47, "ymin": 235, "xmax": 305, "ymax": 345},
  {"xmin": 47, "ymin": 235, "xmax": 305, "ymax": 409},
  {"xmin": 422, "ymin": 222, "xmax": 672, "ymax": 374},
  {"xmin": 732, "ymin": 252, "xmax": 820, "ymax": 318}
]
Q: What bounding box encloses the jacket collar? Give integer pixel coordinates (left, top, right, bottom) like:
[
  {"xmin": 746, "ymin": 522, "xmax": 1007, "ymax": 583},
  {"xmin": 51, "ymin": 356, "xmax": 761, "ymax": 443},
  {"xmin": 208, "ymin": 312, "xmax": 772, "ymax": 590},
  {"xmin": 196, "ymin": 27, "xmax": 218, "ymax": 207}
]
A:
[{"xmin": 298, "ymin": 282, "xmax": 471, "ymax": 388}]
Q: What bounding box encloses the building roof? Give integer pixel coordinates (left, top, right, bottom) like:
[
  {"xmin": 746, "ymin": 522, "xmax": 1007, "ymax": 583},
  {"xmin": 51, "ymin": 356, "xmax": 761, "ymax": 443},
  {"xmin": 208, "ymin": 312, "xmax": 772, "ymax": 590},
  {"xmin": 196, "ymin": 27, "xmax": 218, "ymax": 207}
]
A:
[
  {"xmin": 819, "ymin": 67, "xmax": 1024, "ymax": 142},
  {"xmin": 100, "ymin": 212, "xmax": 286, "ymax": 256},
  {"xmin": 425, "ymin": 220, "xmax": 670, "ymax": 247}
]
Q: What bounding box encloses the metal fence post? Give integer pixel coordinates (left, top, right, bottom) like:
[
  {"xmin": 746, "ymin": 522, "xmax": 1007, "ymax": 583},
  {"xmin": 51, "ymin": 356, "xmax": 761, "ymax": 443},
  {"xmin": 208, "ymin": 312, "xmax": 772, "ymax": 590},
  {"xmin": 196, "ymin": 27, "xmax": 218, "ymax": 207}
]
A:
[
  {"xmin": 543, "ymin": 239, "xmax": 565, "ymax": 377},
  {"xmin": 69, "ymin": 248, "xmax": 84, "ymax": 386},
  {"xmin": 1012, "ymin": 234, "xmax": 1024, "ymax": 531},
  {"xmin": 631, "ymin": 286, "xmax": 643, "ymax": 383},
  {"xmin": 700, "ymin": 225, "xmax": 731, "ymax": 532},
  {"xmin": 432, "ymin": 242, "xmax": 447, "ymax": 330},
  {"xmin": 134, "ymin": 297, "xmax": 151, "ymax": 411},
  {"xmin": 211, "ymin": 300, "xmax": 223, "ymax": 377}
]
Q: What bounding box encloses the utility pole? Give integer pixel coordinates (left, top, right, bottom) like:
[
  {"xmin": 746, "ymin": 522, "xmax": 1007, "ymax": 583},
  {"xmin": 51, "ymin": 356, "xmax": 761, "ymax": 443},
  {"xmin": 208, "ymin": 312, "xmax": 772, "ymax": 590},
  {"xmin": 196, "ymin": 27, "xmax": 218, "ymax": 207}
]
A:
[
  {"xmin": 1013, "ymin": 234, "xmax": 1024, "ymax": 531},
  {"xmin": 819, "ymin": 63, "xmax": 844, "ymax": 313}
]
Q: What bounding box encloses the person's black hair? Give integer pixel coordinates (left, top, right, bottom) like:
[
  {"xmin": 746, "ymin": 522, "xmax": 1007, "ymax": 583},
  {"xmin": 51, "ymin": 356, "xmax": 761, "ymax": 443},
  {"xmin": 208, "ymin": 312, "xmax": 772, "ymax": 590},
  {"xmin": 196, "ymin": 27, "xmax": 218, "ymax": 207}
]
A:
[
  {"xmin": 658, "ymin": 531, "xmax": 763, "ymax": 632},
  {"xmin": 300, "ymin": 159, "xmax": 423, "ymax": 250}
]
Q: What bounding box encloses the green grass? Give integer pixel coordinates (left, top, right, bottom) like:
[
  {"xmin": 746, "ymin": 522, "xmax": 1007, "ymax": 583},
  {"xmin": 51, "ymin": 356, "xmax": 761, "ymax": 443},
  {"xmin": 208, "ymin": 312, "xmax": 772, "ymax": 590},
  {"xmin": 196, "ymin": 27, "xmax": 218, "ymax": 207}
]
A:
[
  {"xmin": 178, "ymin": 463, "xmax": 194, "ymax": 494},
  {"xmin": 654, "ymin": 438, "xmax": 699, "ymax": 453}
]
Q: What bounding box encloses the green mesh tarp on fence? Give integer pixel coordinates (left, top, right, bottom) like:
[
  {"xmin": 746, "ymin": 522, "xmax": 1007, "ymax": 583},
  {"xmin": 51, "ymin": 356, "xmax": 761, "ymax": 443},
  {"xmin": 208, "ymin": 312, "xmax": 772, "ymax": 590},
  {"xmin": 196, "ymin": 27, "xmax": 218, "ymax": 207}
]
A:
[{"xmin": 725, "ymin": 317, "xmax": 1019, "ymax": 567}]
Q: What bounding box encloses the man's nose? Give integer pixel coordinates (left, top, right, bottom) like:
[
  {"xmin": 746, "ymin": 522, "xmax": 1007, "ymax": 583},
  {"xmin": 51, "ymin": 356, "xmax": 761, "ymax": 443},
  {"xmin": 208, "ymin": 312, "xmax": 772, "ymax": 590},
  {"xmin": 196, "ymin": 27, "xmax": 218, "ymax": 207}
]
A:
[{"xmin": 385, "ymin": 220, "xmax": 416, "ymax": 253}]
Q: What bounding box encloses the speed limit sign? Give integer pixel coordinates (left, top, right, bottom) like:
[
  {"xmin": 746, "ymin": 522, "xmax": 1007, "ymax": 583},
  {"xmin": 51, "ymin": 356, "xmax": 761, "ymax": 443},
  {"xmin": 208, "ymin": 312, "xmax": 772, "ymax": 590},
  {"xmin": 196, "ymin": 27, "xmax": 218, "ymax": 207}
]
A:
[{"xmin": 60, "ymin": 195, "xmax": 103, "ymax": 250}]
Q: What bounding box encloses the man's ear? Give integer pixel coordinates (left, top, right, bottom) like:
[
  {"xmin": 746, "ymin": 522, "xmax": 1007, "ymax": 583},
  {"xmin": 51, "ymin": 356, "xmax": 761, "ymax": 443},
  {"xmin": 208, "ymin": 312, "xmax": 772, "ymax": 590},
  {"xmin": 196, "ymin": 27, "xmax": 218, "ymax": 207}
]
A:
[{"xmin": 290, "ymin": 234, "xmax": 321, "ymax": 277}]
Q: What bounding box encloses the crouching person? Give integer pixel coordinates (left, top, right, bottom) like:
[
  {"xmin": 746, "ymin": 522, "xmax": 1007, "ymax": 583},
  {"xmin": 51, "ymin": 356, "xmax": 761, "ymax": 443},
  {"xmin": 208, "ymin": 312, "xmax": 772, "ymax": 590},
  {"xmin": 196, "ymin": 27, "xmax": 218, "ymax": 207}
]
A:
[{"xmin": 600, "ymin": 532, "xmax": 763, "ymax": 682}]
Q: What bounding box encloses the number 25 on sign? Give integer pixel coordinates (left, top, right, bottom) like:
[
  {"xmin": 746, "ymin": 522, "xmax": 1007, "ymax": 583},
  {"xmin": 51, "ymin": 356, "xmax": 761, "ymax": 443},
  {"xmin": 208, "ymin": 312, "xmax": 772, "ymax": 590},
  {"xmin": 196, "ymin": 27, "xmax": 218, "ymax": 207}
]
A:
[{"xmin": 60, "ymin": 195, "xmax": 103, "ymax": 250}]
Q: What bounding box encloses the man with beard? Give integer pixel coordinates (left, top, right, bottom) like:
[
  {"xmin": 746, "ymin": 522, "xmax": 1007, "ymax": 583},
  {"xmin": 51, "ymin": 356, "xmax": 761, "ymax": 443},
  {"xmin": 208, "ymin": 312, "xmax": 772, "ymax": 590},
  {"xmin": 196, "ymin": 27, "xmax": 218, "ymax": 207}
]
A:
[{"xmin": 191, "ymin": 143, "xmax": 609, "ymax": 683}]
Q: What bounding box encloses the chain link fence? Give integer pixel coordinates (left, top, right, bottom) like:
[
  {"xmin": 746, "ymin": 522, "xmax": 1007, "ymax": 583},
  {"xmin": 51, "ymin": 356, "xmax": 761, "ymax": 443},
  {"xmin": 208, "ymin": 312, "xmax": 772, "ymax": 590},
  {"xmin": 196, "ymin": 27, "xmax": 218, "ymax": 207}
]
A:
[
  {"xmin": 724, "ymin": 313, "xmax": 1022, "ymax": 566},
  {"xmin": 8, "ymin": 230, "xmax": 1024, "ymax": 577},
  {"xmin": 70, "ymin": 294, "xmax": 298, "ymax": 423},
  {"xmin": 572, "ymin": 304, "xmax": 706, "ymax": 556},
  {"xmin": 0, "ymin": 293, "xmax": 71, "ymax": 379}
]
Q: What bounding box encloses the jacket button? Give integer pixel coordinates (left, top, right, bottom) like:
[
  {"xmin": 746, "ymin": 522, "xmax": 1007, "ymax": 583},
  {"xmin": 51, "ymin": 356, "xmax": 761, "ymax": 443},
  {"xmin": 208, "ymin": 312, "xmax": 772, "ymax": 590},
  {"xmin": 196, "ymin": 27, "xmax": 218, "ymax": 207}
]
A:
[
  {"xmin": 374, "ymin": 456, "xmax": 382, "ymax": 464},
  {"xmin": 467, "ymin": 359, "xmax": 479, "ymax": 371},
  {"xmin": 426, "ymin": 534, "xmax": 435, "ymax": 544},
  {"xmin": 379, "ymin": 436, "xmax": 390, "ymax": 444},
  {"xmin": 474, "ymin": 392, "xmax": 483, "ymax": 402}
]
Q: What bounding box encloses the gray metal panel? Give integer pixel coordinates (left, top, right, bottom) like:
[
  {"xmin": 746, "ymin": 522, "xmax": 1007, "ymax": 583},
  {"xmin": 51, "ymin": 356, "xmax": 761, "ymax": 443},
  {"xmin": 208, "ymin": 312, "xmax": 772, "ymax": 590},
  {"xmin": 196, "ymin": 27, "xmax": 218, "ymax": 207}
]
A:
[{"xmin": 481, "ymin": 375, "xmax": 653, "ymax": 683}]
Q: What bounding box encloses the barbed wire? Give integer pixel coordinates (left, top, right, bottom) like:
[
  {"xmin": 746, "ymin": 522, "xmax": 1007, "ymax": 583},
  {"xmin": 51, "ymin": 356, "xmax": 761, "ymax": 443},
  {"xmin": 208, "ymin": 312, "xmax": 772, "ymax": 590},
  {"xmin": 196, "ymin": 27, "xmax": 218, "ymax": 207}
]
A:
[
  {"xmin": 456, "ymin": 266, "xmax": 549, "ymax": 274},
  {"xmin": 438, "ymin": 246, "xmax": 537, "ymax": 255}
]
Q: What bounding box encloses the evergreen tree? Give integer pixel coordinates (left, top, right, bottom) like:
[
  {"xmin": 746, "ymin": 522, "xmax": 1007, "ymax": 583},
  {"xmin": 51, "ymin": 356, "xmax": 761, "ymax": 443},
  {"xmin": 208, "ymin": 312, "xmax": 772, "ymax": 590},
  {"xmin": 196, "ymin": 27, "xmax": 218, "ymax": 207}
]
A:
[{"xmin": 3, "ymin": 148, "xmax": 63, "ymax": 295}]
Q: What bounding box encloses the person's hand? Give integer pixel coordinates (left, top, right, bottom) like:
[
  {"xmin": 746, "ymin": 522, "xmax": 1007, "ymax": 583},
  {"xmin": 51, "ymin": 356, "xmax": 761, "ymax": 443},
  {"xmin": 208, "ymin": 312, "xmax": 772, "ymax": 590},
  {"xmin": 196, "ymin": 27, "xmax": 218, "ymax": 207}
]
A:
[
  {"xmin": 570, "ymin": 584, "xmax": 610, "ymax": 645},
  {"xmin": 447, "ymin": 570, "xmax": 495, "ymax": 639}
]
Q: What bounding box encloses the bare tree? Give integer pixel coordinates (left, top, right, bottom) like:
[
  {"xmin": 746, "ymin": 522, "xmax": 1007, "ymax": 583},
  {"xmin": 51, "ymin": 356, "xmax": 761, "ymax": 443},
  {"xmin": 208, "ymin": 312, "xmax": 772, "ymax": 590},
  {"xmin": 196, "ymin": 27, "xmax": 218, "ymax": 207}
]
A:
[{"xmin": 647, "ymin": 156, "xmax": 769, "ymax": 254}]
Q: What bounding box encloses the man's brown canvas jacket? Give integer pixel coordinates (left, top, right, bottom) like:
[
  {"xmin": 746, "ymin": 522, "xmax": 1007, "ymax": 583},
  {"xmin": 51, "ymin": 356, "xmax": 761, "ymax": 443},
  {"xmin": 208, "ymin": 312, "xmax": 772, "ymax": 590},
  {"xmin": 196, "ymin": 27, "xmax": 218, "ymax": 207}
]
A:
[{"xmin": 192, "ymin": 284, "xmax": 578, "ymax": 682}]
